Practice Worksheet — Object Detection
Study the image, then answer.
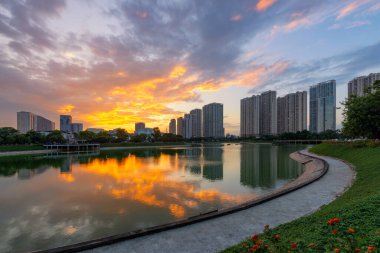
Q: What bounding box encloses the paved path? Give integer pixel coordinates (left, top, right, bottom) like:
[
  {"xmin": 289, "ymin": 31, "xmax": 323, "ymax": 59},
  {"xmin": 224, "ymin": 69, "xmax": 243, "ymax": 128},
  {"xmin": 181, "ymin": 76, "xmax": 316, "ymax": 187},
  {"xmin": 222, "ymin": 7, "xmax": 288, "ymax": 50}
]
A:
[{"xmin": 85, "ymin": 150, "xmax": 354, "ymax": 253}]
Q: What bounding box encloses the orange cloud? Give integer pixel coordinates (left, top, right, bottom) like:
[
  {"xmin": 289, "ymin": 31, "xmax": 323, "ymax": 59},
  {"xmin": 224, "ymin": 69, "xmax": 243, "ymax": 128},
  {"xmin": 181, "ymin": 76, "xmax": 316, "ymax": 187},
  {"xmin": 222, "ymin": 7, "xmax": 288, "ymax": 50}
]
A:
[
  {"xmin": 336, "ymin": 0, "xmax": 369, "ymax": 20},
  {"xmin": 256, "ymin": 0, "xmax": 277, "ymax": 12},
  {"xmin": 57, "ymin": 104, "xmax": 76, "ymax": 113}
]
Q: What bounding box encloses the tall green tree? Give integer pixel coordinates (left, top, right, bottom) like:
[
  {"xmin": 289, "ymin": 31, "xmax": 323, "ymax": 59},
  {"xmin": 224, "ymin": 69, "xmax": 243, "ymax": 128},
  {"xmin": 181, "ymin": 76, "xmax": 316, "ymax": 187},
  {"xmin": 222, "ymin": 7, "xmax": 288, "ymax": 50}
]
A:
[
  {"xmin": 77, "ymin": 130, "xmax": 96, "ymax": 142},
  {"xmin": 115, "ymin": 128, "xmax": 128, "ymax": 142},
  {"xmin": 152, "ymin": 127, "xmax": 161, "ymax": 141},
  {"xmin": 93, "ymin": 131, "xmax": 112, "ymax": 143},
  {"xmin": 26, "ymin": 130, "xmax": 46, "ymax": 144},
  {"xmin": 46, "ymin": 130, "xmax": 66, "ymax": 144},
  {"xmin": 342, "ymin": 80, "xmax": 380, "ymax": 139}
]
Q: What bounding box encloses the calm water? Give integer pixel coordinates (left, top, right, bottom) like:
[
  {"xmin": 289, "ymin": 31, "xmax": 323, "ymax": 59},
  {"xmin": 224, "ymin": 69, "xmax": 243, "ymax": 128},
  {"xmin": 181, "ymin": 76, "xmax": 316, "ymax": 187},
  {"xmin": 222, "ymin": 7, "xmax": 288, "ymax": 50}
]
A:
[{"xmin": 0, "ymin": 143, "xmax": 304, "ymax": 252}]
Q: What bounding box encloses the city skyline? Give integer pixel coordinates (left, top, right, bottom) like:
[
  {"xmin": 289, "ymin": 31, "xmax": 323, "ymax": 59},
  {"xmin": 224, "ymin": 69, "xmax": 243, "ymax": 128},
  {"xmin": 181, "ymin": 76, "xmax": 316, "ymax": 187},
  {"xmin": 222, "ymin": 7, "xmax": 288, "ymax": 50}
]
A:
[{"xmin": 1, "ymin": 1, "xmax": 380, "ymax": 134}]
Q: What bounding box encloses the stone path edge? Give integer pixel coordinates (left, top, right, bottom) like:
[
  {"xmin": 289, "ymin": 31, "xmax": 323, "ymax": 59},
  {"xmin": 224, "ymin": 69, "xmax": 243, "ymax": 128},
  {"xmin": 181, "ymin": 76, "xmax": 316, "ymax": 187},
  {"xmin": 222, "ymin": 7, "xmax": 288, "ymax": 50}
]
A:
[{"xmin": 30, "ymin": 151, "xmax": 329, "ymax": 253}]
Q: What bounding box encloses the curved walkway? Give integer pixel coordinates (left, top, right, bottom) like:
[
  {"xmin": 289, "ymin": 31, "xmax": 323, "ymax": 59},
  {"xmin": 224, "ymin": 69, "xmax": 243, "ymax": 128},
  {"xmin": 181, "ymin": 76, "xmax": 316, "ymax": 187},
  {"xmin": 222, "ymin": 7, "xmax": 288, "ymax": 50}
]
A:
[{"xmin": 81, "ymin": 150, "xmax": 354, "ymax": 253}]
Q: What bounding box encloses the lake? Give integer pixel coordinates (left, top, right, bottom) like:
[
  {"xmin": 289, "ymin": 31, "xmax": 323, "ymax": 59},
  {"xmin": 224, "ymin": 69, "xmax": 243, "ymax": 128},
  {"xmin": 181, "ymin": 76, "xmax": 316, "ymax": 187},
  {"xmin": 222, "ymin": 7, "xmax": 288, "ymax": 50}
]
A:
[{"xmin": 0, "ymin": 143, "xmax": 304, "ymax": 252}]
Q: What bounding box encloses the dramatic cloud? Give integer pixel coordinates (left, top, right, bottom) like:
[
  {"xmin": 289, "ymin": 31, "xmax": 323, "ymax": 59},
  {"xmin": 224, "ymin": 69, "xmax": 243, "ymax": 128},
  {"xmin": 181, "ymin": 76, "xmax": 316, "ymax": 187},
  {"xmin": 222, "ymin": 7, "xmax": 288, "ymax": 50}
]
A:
[{"xmin": 0, "ymin": 0, "xmax": 379, "ymax": 133}]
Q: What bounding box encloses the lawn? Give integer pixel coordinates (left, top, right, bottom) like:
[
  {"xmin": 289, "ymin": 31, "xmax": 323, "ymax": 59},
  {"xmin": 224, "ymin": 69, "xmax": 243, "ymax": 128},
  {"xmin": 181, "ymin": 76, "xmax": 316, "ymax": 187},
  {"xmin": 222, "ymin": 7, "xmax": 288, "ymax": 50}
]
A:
[
  {"xmin": 0, "ymin": 145, "xmax": 44, "ymax": 152},
  {"xmin": 221, "ymin": 143, "xmax": 380, "ymax": 252}
]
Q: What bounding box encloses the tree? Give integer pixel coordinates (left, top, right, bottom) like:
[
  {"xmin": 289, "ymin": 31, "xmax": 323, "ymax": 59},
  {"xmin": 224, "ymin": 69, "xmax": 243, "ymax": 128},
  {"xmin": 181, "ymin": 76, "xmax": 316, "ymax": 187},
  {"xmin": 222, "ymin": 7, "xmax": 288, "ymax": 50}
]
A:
[
  {"xmin": 26, "ymin": 130, "xmax": 46, "ymax": 144},
  {"xmin": 77, "ymin": 130, "xmax": 96, "ymax": 142},
  {"xmin": 342, "ymin": 80, "xmax": 380, "ymax": 139},
  {"xmin": 115, "ymin": 128, "xmax": 128, "ymax": 142},
  {"xmin": 46, "ymin": 130, "xmax": 66, "ymax": 144},
  {"xmin": 93, "ymin": 131, "xmax": 113, "ymax": 143},
  {"xmin": 131, "ymin": 134, "xmax": 147, "ymax": 143},
  {"xmin": 152, "ymin": 127, "xmax": 161, "ymax": 141}
]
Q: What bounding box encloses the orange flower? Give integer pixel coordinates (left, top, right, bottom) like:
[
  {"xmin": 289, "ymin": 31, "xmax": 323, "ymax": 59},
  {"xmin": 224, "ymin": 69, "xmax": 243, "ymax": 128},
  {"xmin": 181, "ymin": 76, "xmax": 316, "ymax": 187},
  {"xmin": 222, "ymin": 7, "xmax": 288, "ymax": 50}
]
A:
[
  {"xmin": 308, "ymin": 243, "xmax": 316, "ymax": 247},
  {"xmin": 347, "ymin": 228, "xmax": 355, "ymax": 233},
  {"xmin": 290, "ymin": 242, "xmax": 297, "ymax": 249},
  {"xmin": 376, "ymin": 232, "xmax": 380, "ymax": 235},
  {"xmin": 368, "ymin": 246, "xmax": 374, "ymax": 251},
  {"xmin": 264, "ymin": 224, "xmax": 270, "ymax": 229},
  {"xmin": 252, "ymin": 245, "xmax": 259, "ymax": 250},
  {"xmin": 355, "ymin": 248, "xmax": 361, "ymax": 252},
  {"xmin": 335, "ymin": 248, "xmax": 341, "ymax": 253},
  {"xmin": 274, "ymin": 234, "xmax": 280, "ymax": 240},
  {"xmin": 327, "ymin": 218, "xmax": 341, "ymax": 225},
  {"xmin": 332, "ymin": 229, "xmax": 338, "ymax": 235}
]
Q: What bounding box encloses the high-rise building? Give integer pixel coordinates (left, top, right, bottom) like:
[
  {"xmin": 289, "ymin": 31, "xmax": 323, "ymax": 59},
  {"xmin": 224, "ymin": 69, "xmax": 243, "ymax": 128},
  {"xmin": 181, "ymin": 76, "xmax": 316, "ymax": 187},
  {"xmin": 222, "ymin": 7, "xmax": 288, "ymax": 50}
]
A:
[
  {"xmin": 34, "ymin": 115, "xmax": 55, "ymax": 132},
  {"xmin": 17, "ymin": 112, "xmax": 55, "ymax": 133},
  {"xmin": 60, "ymin": 115, "xmax": 72, "ymax": 132},
  {"xmin": 310, "ymin": 80, "xmax": 336, "ymax": 133},
  {"xmin": 260, "ymin": 91, "xmax": 277, "ymax": 135},
  {"xmin": 277, "ymin": 91, "xmax": 307, "ymax": 134},
  {"xmin": 71, "ymin": 123, "xmax": 83, "ymax": 133},
  {"xmin": 17, "ymin": 111, "xmax": 34, "ymax": 133},
  {"xmin": 169, "ymin": 119, "xmax": 176, "ymax": 134},
  {"xmin": 190, "ymin": 109, "xmax": 202, "ymax": 138},
  {"xmin": 202, "ymin": 103, "xmax": 224, "ymax": 138},
  {"xmin": 184, "ymin": 113, "xmax": 192, "ymax": 139},
  {"xmin": 348, "ymin": 73, "xmax": 380, "ymax": 97},
  {"xmin": 135, "ymin": 122, "xmax": 145, "ymax": 134},
  {"xmin": 176, "ymin": 117, "xmax": 184, "ymax": 137},
  {"xmin": 240, "ymin": 95, "xmax": 260, "ymax": 137}
]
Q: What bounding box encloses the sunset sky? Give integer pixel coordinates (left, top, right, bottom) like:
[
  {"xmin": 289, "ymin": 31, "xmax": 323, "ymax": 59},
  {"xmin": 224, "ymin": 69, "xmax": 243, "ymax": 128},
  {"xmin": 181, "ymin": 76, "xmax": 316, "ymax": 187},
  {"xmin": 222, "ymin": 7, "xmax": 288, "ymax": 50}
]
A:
[{"xmin": 1, "ymin": 0, "xmax": 380, "ymax": 134}]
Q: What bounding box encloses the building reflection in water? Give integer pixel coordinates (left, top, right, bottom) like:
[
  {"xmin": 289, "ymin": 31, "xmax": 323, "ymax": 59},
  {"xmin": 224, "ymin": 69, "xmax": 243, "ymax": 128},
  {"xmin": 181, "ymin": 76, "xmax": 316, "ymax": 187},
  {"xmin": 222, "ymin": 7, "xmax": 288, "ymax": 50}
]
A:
[
  {"xmin": 240, "ymin": 144, "xmax": 303, "ymax": 189},
  {"xmin": 202, "ymin": 147, "xmax": 223, "ymax": 181}
]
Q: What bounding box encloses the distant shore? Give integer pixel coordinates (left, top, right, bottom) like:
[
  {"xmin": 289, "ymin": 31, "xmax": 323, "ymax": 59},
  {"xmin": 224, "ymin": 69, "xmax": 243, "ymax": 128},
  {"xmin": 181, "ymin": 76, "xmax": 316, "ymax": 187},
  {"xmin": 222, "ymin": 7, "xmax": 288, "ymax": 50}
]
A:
[{"xmin": 0, "ymin": 143, "xmax": 192, "ymax": 157}]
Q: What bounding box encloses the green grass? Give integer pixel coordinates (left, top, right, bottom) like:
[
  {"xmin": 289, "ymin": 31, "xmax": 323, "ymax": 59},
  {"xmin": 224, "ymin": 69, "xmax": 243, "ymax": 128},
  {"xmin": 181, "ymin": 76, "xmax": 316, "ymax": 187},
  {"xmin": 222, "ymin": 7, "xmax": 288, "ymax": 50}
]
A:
[
  {"xmin": 0, "ymin": 145, "xmax": 44, "ymax": 152},
  {"xmin": 222, "ymin": 143, "xmax": 380, "ymax": 252}
]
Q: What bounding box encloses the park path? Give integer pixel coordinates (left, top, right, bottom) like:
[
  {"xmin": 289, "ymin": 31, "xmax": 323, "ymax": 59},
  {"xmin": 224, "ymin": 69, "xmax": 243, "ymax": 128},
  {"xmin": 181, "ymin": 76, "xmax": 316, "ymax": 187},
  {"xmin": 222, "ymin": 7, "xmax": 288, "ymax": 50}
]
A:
[{"xmin": 84, "ymin": 150, "xmax": 354, "ymax": 253}]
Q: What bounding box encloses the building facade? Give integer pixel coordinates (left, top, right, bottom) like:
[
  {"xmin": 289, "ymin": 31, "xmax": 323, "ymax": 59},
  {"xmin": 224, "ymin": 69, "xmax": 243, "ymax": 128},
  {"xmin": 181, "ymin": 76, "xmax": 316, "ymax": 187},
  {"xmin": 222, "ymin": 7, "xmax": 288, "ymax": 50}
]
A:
[
  {"xmin": 17, "ymin": 111, "xmax": 55, "ymax": 133},
  {"xmin": 260, "ymin": 91, "xmax": 277, "ymax": 136},
  {"xmin": 190, "ymin": 109, "xmax": 202, "ymax": 138},
  {"xmin": 202, "ymin": 103, "xmax": 224, "ymax": 138},
  {"xmin": 277, "ymin": 91, "xmax": 307, "ymax": 134},
  {"xmin": 176, "ymin": 117, "xmax": 184, "ymax": 137},
  {"xmin": 240, "ymin": 95, "xmax": 260, "ymax": 137},
  {"xmin": 348, "ymin": 73, "xmax": 380, "ymax": 97},
  {"xmin": 169, "ymin": 119, "xmax": 176, "ymax": 134},
  {"xmin": 135, "ymin": 122, "xmax": 145, "ymax": 134},
  {"xmin": 34, "ymin": 115, "xmax": 55, "ymax": 132},
  {"xmin": 310, "ymin": 80, "xmax": 336, "ymax": 133},
  {"xmin": 60, "ymin": 115, "xmax": 72, "ymax": 132},
  {"xmin": 71, "ymin": 123, "xmax": 83, "ymax": 133},
  {"xmin": 184, "ymin": 114, "xmax": 192, "ymax": 139}
]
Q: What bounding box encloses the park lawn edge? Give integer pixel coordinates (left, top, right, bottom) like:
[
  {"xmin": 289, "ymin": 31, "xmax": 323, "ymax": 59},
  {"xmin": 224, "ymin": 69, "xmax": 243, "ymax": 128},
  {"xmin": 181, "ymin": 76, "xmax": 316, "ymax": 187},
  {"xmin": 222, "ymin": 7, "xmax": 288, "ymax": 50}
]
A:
[{"xmin": 220, "ymin": 143, "xmax": 380, "ymax": 252}]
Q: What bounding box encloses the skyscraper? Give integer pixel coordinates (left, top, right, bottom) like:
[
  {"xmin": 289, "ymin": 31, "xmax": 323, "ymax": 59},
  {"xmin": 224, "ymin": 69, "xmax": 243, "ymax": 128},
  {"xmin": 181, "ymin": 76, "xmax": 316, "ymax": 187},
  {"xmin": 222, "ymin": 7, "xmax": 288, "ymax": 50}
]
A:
[
  {"xmin": 17, "ymin": 111, "xmax": 34, "ymax": 133},
  {"xmin": 71, "ymin": 123, "xmax": 83, "ymax": 133},
  {"xmin": 348, "ymin": 73, "xmax": 380, "ymax": 97},
  {"xmin": 184, "ymin": 113, "xmax": 192, "ymax": 139},
  {"xmin": 177, "ymin": 117, "xmax": 184, "ymax": 137},
  {"xmin": 169, "ymin": 119, "xmax": 176, "ymax": 134},
  {"xmin": 34, "ymin": 115, "xmax": 55, "ymax": 132},
  {"xmin": 18, "ymin": 112, "xmax": 55, "ymax": 133},
  {"xmin": 240, "ymin": 95, "xmax": 260, "ymax": 137},
  {"xmin": 190, "ymin": 109, "xmax": 202, "ymax": 138},
  {"xmin": 310, "ymin": 80, "xmax": 336, "ymax": 133},
  {"xmin": 277, "ymin": 91, "xmax": 307, "ymax": 134},
  {"xmin": 202, "ymin": 103, "xmax": 224, "ymax": 138},
  {"xmin": 60, "ymin": 115, "xmax": 72, "ymax": 132},
  {"xmin": 135, "ymin": 122, "xmax": 145, "ymax": 134},
  {"xmin": 260, "ymin": 91, "xmax": 277, "ymax": 135}
]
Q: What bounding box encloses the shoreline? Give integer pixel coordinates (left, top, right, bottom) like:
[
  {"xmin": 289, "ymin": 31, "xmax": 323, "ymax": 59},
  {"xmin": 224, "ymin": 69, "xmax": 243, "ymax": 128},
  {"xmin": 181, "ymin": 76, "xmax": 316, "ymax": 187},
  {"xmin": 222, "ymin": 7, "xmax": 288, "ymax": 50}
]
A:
[{"xmin": 0, "ymin": 144, "xmax": 192, "ymax": 157}]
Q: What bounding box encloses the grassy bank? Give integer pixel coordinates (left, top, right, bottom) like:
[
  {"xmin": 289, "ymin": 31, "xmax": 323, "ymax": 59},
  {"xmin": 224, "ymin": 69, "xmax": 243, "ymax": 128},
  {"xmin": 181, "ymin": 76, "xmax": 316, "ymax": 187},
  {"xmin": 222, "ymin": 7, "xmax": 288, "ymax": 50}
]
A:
[
  {"xmin": 222, "ymin": 143, "xmax": 380, "ymax": 252},
  {"xmin": 0, "ymin": 145, "xmax": 44, "ymax": 152}
]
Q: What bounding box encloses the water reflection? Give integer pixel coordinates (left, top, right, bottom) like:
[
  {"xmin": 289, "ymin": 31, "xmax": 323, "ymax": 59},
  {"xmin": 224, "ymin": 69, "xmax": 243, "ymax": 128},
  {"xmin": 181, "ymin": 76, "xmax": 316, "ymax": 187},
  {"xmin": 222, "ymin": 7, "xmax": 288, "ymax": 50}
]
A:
[
  {"xmin": 0, "ymin": 144, "xmax": 304, "ymax": 253},
  {"xmin": 240, "ymin": 144, "xmax": 303, "ymax": 189}
]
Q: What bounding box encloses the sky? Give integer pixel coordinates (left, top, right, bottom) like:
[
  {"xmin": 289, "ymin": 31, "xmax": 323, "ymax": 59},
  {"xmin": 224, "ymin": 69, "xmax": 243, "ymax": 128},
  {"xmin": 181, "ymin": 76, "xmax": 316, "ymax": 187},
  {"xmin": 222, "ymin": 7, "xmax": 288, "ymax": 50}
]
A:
[{"xmin": 0, "ymin": 0, "xmax": 380, "ymax": 135}]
